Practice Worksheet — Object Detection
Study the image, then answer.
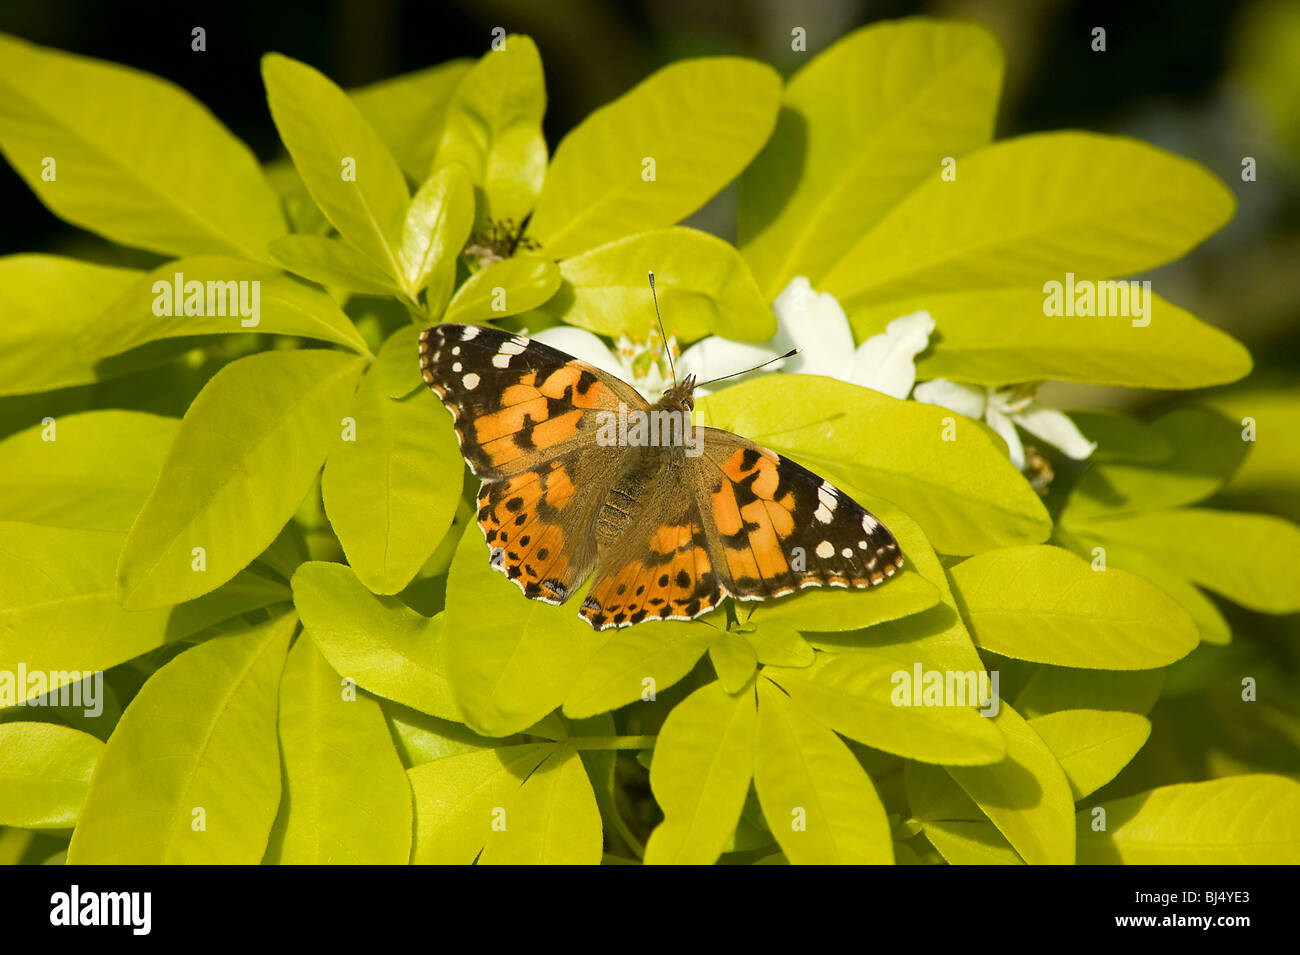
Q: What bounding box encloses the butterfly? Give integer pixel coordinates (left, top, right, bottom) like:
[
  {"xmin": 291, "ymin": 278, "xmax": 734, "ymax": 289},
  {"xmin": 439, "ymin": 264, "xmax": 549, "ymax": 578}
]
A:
[{"xmin": 419, "ymin": 322, "xmax": 903, "ymax": 630}]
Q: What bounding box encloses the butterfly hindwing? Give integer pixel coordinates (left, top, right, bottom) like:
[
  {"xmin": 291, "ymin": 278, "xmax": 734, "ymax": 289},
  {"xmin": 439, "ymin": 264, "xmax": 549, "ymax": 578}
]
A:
[{"xmin": 577, "ymin": 471, "xmax": 725, "ymax": 630}]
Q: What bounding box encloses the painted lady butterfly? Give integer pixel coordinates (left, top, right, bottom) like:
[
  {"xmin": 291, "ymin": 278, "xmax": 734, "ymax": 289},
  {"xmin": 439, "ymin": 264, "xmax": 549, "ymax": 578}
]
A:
[{"xmin": 419, "ymin": 322, "xmax": 903, "ymax": 630}]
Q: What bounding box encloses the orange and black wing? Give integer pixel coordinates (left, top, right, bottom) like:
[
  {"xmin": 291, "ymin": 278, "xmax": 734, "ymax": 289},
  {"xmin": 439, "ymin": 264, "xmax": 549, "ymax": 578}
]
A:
[
  {"xmin": 420, "ymin": 323, "xmax": 643, "ymax": 604},
  {"xmin": 577, "ymin": 470, "xmax": 726, "ymax": 630},
  {"xmin": 692, "ymin": 430, "xmax": 903, "ymax": 600}
]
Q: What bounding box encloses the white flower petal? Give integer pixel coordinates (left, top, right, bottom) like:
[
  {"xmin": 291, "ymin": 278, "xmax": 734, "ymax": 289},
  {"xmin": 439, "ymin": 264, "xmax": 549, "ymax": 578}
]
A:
[
  {"xmin": 912, "ymin": 378, "xmax": 988, "ymax": 419},
  {"xmin": 677, "ymin": 337, "xmax": 783, "ymax": 395},
  {"xmin": 986, "ymin": 405, "xmax": 1026, "ymax": 470},
  {"xmin": 771, "ymin": 276, "xmax": 854, "ymax": 380},
  {"xmin": 529, "ymin": 326, "xmax": 626, "ymax": 380},
  {"xmin": 848, "ymin": 309, "xmax": 935, "ymax": 399},
  {"xmin": 1013, "ymin": 403, "xmax": 1098, "ymax": 460}
]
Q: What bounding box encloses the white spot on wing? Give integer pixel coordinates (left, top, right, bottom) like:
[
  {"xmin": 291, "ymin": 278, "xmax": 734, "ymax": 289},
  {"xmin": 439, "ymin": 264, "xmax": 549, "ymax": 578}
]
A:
[
  {"xmin": 463, "ymin": 373, "xmax": 480, "ymax": 390},
  {"xmin": 862, "ymin": 514, "xmax": 879, "ymax": 533},
  {"xmin": 492, "ymin": 354, "xmax": 511, "ymax": 368},
  {"xmin": 461, "ymin": 326, "xmax": 479, "ymax": 341},
  {"xmin": 814, "ymin": 503, "xmax": 833, "ymax": 524},
  {"xmin": 815, "ymin": 540, "xmax": 834, "ymax": 559}
]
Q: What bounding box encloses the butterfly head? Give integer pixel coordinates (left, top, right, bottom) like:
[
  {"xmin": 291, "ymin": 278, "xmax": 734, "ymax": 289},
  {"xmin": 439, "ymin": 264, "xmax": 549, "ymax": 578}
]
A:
[{"xmin": 657, "ymin": 373, "xmax": 697, "ymax": 412}]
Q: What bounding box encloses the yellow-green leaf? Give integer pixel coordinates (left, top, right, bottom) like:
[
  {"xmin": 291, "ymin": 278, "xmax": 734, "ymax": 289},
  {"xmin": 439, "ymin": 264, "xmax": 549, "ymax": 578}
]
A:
[
  {"xmin": 0, "ymin": 34, "xmax": 285, "ymax": 260},
  {"xmin": 263, "ymin": 53, "xmax": 410, "ymax": 282},
  {"xmin": 544, "ymin": 227, "xmax": 774, "ymax": 342},
  {"xmin": 117, "ymin": 349, "xmax": 365, "ymax": 610},
  {"xmin": 0, "ymin": 723, "xmax": 103, "ymax": 830},
  {"xmin": 740, "ymin": 19, "xmax": 1002, "ymax": 299},
  {"xmin": 264, "ymin": 634, "xmax": 411, "ymax": 863},
  {"xmin": 644, "ymin": 680, "xmax": 756, "ymax": 865},
  {"xmin": 291, "ymin": 561, "xmax": 460, "ymax": 721},
  {"xmin": 433, "ymin": 36, "xmax": 546, "ymax": 227},
  {"xmin": 531, "ymin": 57, "xmax": 780, "ymax": 259},
  {"xmin": 949, "ymin": 545, "xmax": 1199, "ymax": 669},
  {"xmin": 67, "ymin": 613, "xmax": 293, "ymax": 863},
  {"xmin": 1077, "ymin": 775, "xmax": 1300, "ymax": 863},
  {"xmin": 753, "ymin": 679, "xmax": 892, "ymax": 863}
]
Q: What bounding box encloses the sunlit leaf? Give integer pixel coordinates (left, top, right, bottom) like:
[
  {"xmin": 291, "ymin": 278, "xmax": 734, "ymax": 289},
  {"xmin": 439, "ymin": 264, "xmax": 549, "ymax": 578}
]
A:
[
  {"xmin": 117, "ymin": 349, "xmax": 365, "ymax": 609},
  {"xmin": 0, "ymin": 33, "xmax": 284, "ymax": 260},
  {"xmin": 265, "ymin": 634, "xmax": 412, "ymax": 863},
  {"xmin": 531, "ymin": 57, "xmax": 780, "ymax": 259},
  {"xmin": 291, "ymin": 561, "xmax": 459, "ymax": 721},
  {"xmin": 0, "ymin": 723, "xmax": 103, "ymax": 830},
  {"xmin": 67, "ymin": 613, "xmax": 293, "ymax": 863}
]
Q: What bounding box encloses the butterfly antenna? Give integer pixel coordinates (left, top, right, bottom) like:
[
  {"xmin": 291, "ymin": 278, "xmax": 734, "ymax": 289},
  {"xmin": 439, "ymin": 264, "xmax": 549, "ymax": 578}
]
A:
[
  {"xmin": 695, "ymin": 347, "xmax": 801, "ymax": 389},
  {"xmin": 648, "ymin": 270, "xmax": 676, "ymax": 386}
]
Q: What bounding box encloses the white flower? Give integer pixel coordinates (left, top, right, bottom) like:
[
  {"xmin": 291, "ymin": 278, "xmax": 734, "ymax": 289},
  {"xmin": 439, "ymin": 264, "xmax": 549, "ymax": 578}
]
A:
[
  {"xmin": 679, "ymin": 276, "xmax": 934, "ymax": 398},
  {"xmin": 531, "ymin": 276, "xmax": 932, "ymax": 402},
  {"xmin": 912, "ymin": 379, "xmax": 1097, "ymax": 470}
]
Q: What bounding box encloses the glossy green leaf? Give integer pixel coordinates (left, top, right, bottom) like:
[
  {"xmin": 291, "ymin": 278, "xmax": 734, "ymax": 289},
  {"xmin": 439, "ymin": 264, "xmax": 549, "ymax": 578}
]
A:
[
  {"xmin": 263, "ymin": 53, "xmax": 410, "ymax": 281},
  {"xmin": 918, "ymin": 821, "xmax": 1023, "ymax": 865},
  {"xmin": 1204, "ymin": 387, "xmax": 1300, "ymax": 522},
  {"xmin": 531, "ymin": 57, "xmax": 781, "ymax": 259},
  {"xmin": 1081, "ymin": 509, "xmax": 1300, "ymax": 614},
  {"xmin": 851, "ymin": 288, "xmax": 1252, "ymax": 389},
  {"xmin": 753, "ymin": 679, "xmax": 892, "ymax": 863},
  {"xmin": 740, "ymin": 19, "xmax": 1002, "ymax": 299},
  {"xmin": 291, "ymin": 561, "xmax": 459, "ymax": 721},
  {"xmin": 0, "ymin": 723, "xmax": 103, "ymax": 830},
  {"xmin": 1064, "ymin": 408, "xmax": 1250, "ymax": 518},
  {"xmin": 349, "ymin": 60, "xmax": 473, "ymax": 182},
  {"xmin": 743, "ymin": 620, "xmax": 815, "ymax": 668},
  {"xmin": 904, "ymin": 762, "xmax": 1023, "ymax": 864},
  {"xmin": 400, "ymin": 163, "xmax": 475, "ymax": 301},
  {"xmin": 1028, "ymin": 709, "xmax": 1151, "ymax": 801},
  {"xmin": 766, "ymin": 649, "xmax": 1006, "ymax": 767},
  {"xmin": 0, "ymin": 256, "xmax": 147, "ymax": 396},
  {"xmin": 696, "ymin": 375, "xmax": 1051, "ymax": 555},
  {"xmin": 709, "ymin": 631, "xmax": 758, "ymax": 694},
  {"xmin": 67, "ymin": 613, "xmax": 293, "ymax": 863},
  {"xmin": 562, "ymin": 622, "xmax": 712, "ymax": 719},
  {"xmin": 0, "ymin": 33, "xmax": 284, "ymax": 260},
  {"xmin": 384, "ymin": 703, "xmax": 499, "ymax": 768},
  {"xmin": 0, "ymin": 411, "xmax": 178, "ymax": 532},
  {"xmin": 269, "ymin": 234, "xmax": 399, "ymax": 295},
  {"xmin": 821, "ymin": 132, "xmax": 1235, "ymax": 307},
  {"xmin": 445, "ymin": 255, "xmax": 561, "ymax": 323},
  {"xmin": 408, "ymin": 743, "xmax": 551, "ymax": 864},
  {"xmin": 477, "ymin": 745, "xmax": 602, "ymax": 865},
  {"xmin": 322, "ymin": 363, "xmax": 463, "ymax": 594},
  {"xmin": 444, "ymin": 525, "xmax": 608, "ymax": 736},
  {"xmin": 544, "ymin": 228, "xmax": 774, "ymax": 342},
  {"xmin": 0, "ymin": 523, "xmax": 289, "ymax": 697},
  {"xmin": 1077, "ymin": 775, "xmax": 1300, "ymax": 863},
  {"xmin": 1013, "ymin": 666, "xmax": 1165, "ymax": 719},
  {"xmin": 433, "ymin": 36, "xmax": 546, "ymax": 227},
  {"xmin": 117, "ymin": 349, "xmax": 365, "ymax": 610},
  {"xmin": 644, "ymin": 680, "xmax": 756, "ymax": 865},
  {"xmin": 945, "ymin": 702, "xmax": 1076, "ymax": 865},
  {"xmin": 99, "ymin": 255, "xmax": 373, "ymax": 355},
  {"xmin": 949, "ymin": 545, "xmax": 1199, "ymax": 669},
  {"xmin": 264, "ymin": 634, "xmax": 411, "ymax": 864}
]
